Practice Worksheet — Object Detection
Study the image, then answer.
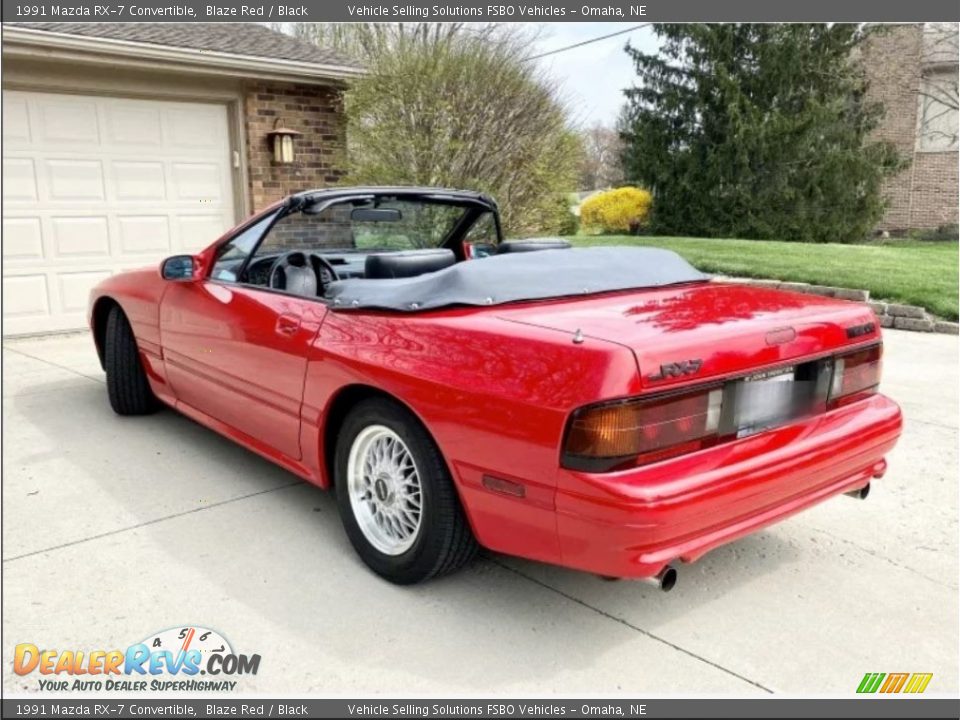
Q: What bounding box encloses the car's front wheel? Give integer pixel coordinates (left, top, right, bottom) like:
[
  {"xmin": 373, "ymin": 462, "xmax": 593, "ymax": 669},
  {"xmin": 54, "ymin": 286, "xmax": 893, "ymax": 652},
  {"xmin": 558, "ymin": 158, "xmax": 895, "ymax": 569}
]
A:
[
  {"xmin": 335, "ymin": 398, "xmax": 478, "ymax": 584},
  {"xmin": 104, "ymin": 305, "xmax": 158, "ymax": 416}
]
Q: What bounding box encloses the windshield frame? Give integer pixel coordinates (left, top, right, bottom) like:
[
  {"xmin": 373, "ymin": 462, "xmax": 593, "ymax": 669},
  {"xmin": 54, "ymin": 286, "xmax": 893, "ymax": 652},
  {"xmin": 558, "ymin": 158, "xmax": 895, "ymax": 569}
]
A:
[
  {"xmin": 206, "ymin": 188, "xmax": 504, "ymax": 296},
  {"xmin": 294, "ymin": 193, "xmax": 501, "ymax": 257}
]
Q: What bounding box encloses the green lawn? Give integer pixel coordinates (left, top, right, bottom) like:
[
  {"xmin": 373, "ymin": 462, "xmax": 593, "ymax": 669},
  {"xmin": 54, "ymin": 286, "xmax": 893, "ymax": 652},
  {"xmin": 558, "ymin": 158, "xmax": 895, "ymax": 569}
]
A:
[{"xmin": 567, "ymin": 235, "xmax": 959, "ymax": 321}]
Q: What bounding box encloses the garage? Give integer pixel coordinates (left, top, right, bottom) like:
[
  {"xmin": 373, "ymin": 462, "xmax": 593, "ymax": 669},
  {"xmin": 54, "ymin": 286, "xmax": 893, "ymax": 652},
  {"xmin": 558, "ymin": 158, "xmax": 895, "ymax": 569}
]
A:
[
  {"xmin": 2, "ymin": 90, "xmax": 236, "ymax": 335},
  {"xmin": 2, "ymin": 22, "xmax": 360, "ymax": 336}
]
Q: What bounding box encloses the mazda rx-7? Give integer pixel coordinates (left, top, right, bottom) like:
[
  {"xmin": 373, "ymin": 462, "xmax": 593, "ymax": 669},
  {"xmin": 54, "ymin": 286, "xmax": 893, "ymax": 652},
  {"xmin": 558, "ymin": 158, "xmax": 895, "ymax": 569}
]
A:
[{"xmin": 88, "ymin": 187, "xmax": 902, "ymax": 587}]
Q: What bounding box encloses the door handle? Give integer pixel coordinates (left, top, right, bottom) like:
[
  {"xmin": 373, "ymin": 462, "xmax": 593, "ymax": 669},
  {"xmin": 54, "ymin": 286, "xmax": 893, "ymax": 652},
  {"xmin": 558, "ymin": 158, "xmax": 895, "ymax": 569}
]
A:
[{"xmin": 276, "ymin": 313, "xmax": 301, "ymax": 336}]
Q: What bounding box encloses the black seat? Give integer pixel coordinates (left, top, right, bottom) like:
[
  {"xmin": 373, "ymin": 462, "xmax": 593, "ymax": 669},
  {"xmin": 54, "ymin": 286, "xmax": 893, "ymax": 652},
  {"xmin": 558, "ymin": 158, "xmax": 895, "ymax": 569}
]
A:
[
  {"xmin": 364, "ymin": 249, "xmax": 456, "ymax": 279},
  {"xmin": 497, "ymin": 238, "xmax": 572, "ymax": 254}
]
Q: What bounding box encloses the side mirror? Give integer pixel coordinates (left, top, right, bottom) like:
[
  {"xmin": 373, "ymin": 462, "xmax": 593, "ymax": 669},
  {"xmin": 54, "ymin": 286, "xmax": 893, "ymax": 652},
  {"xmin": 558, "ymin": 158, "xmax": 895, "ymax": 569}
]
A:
[{"xmin": 161, "ymin": 255, "xmax": 196, "ymax": 281}]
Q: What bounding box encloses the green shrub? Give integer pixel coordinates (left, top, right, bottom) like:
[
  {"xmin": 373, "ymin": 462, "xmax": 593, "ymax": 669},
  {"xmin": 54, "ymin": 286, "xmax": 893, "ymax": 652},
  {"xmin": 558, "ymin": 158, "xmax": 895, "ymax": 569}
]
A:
[
  {"xmin": 580, "ymin": 187, "xmax": 653, "ymax": 234},
  {"xmin": 911, "ymin": 224, "xmax": 959, "ymax": 242},
  {"xmin": 554, "ymin": 196, "xmax": 580, "ymax": 236}
]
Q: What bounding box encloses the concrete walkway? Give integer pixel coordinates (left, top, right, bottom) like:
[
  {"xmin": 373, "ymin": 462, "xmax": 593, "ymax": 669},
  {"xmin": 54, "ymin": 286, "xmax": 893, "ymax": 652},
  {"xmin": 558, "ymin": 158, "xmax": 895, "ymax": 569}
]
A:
[{"xmin": 3, "ymin": 329, "xmax": 957, "ymax": 695}]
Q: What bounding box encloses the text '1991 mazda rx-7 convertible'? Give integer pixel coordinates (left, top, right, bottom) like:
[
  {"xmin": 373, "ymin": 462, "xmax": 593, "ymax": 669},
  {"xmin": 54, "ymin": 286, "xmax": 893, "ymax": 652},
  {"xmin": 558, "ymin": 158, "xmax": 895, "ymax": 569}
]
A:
[{"xmin": 89, "ymin": 187, "xmax": 902, "ymax": 588}]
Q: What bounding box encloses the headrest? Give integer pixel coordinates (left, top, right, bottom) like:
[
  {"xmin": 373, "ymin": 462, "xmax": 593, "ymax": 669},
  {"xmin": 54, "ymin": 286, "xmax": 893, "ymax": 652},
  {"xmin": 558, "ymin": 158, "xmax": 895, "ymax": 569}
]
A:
[{"xmin": 364, "ymin": 248, "xmax": 456, "ymax": 279}]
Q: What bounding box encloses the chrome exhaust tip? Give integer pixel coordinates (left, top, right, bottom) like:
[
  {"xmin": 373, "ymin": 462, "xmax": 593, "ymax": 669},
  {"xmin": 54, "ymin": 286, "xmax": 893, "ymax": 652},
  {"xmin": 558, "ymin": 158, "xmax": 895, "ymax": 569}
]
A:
[
  {"xmin": 640, "ymin": 565, "xmax": 678, "ymax": 592},
  {"xmin": 845, "ymin": 483, "xmax": 870, "ymax": 500}
]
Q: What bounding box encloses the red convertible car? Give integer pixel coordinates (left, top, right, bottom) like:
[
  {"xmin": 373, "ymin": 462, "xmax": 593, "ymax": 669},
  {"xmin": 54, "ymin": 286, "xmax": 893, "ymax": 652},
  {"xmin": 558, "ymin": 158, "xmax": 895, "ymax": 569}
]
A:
[{"xmin": 88, "ymin": 187, "xmax": 902, "ymax": 588}]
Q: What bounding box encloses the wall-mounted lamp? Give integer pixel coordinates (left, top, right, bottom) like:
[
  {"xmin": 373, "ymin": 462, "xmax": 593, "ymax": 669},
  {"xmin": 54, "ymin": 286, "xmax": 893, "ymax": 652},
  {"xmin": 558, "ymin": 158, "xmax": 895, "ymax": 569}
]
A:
[{"xmin": 266, "ymin": 120, "xmax": 302, "ymax": 164}]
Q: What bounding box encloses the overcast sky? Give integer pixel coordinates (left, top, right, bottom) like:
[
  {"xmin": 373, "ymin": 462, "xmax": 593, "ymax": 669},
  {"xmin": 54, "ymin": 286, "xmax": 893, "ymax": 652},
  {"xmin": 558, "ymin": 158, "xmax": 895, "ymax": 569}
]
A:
[{"xmin": 530, "ymin": 23, "xmax": 661, "ymax": 128}]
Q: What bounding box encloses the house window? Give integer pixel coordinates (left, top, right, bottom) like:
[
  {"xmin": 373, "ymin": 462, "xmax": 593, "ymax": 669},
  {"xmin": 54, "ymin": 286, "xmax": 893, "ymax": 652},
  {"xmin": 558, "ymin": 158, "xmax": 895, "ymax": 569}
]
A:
[{"xmin": 918, "ymin": 69, "xmax": 959, "ymax": 152}]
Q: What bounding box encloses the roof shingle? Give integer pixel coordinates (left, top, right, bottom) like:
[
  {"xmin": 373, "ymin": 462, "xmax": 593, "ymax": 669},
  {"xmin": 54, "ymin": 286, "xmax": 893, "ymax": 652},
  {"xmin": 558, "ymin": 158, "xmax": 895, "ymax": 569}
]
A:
[{"xmin": 9, "ymin": 22, "xmax": 359, "ymax": 68}]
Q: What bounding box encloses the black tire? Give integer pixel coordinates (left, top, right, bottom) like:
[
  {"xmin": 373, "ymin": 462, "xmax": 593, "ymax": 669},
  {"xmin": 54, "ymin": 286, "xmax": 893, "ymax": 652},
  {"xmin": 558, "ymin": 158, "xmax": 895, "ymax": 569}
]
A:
[
  {"xmin": 104, "ymin": 306, "xmax": 158, "ymax": 416},
  {"xmin": 335, "ymin": 398, "xmax": 478, "ymax": 584}
]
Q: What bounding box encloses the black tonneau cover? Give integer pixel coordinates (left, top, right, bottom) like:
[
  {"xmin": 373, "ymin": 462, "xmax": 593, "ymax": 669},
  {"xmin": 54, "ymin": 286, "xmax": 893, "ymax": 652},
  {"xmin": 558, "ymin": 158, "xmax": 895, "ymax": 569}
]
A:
[{"xmin": 326, "ymin": 246, "xmax": 706, "ymax": 312}]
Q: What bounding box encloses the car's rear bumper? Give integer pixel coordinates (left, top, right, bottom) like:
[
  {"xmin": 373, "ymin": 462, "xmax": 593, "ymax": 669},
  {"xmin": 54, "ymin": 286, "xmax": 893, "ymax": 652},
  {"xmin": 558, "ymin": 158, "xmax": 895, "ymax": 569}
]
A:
[{"xmin": 554, "ymin": 393, "xmax": 903, "ymax": 579}]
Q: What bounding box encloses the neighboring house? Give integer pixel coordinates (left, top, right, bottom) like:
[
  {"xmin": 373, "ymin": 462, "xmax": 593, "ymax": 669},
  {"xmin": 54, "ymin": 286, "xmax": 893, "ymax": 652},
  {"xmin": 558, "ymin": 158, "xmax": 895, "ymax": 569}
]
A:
[
  {"xmin": 861, "ymin": 23, "xmax": 959, "ymax": 234},
  {"xmin": 2, "ymin": 23, "xmax": 361, "ymax": 335}
]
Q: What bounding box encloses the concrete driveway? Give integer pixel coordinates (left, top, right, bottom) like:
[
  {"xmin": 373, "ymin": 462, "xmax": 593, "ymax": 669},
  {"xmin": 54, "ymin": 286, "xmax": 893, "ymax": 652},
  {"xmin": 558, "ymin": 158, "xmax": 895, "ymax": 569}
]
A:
[{"xmin": 3, "ymin": 328, "xmax": 957, "ymax": 696}]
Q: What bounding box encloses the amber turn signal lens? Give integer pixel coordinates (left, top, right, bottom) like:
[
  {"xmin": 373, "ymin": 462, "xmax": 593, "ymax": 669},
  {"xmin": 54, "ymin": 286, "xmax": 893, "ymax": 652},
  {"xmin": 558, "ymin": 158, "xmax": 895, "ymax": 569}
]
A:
[{"xmin": 563, "ymin": 388, "xmax": 723, "ymax": 471}]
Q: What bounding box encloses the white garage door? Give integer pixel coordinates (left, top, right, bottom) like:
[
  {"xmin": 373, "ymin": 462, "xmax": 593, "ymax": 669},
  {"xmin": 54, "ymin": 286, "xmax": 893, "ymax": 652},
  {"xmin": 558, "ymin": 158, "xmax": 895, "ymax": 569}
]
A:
[{"xmin": 2, "ymin": 90, "xmax": 237, "ymax": 335}]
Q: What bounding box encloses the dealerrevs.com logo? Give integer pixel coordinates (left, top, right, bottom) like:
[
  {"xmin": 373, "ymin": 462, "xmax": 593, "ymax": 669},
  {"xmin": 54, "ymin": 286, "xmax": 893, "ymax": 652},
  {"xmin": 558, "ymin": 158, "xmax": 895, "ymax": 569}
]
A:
[{"xmin": 13, "ymin": 626, "xmax": 260, "ymax": 692}]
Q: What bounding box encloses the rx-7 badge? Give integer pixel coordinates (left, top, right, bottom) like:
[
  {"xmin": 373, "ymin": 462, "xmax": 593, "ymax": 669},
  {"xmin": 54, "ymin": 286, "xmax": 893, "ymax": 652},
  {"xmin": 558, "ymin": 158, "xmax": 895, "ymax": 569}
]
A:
[{"xmin": 647, "ymin": 359, "xmax": 703, "ymax": 381}]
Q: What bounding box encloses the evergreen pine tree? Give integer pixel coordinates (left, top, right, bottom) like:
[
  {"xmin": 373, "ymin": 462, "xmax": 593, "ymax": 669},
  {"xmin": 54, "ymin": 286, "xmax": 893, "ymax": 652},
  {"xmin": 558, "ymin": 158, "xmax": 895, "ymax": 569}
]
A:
[{"xmin": 620, "ymin": 24, "xmax": 903, "ymax": 242}]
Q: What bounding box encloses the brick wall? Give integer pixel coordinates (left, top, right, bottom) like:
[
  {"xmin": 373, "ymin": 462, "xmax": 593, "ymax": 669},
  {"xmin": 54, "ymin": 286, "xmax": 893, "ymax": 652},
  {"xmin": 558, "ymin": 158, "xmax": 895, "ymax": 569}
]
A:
[
  {"xmin": 264, "ymin": 204, "xmax": 354, "ymax": 250},
  {"xmin": 243, "ymin": 80, "xmax": 347, "ymax": 213},
  {"xmin": 861, "ymin": 25, "xmax": 959, "ymax": 232},
  {"xmin": 911, "ymin": 152, "xmax": 960, "ymax": 228}
]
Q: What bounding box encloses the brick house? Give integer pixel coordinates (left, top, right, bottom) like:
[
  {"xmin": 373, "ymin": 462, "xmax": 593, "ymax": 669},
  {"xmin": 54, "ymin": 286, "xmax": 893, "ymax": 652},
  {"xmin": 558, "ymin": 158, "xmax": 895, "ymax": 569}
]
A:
[
  {"xmin": 2, "ymin": 23, "xmax": 360, "ymax": 334},
  {"xmin": 861, "ymin": 23, "xmax": 959, "ymax": 234}
]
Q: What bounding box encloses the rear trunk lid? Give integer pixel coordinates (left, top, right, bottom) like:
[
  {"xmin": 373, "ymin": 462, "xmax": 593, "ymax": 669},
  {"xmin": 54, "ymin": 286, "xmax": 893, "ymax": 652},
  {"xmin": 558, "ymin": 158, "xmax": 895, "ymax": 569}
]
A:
[{"xmin": 497, "ymin": 281, "xmax": 879, "ymax": 390}]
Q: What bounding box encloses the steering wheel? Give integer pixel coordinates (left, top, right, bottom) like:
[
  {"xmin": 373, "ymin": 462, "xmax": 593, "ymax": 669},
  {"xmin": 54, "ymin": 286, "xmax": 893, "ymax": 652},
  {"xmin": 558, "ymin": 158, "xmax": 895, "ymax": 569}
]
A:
[
  {"xmin": 310, "ymin": 253, "xmax": 341, "ymax": 288},
  {"xmin": 267, "ymin": 251, "xmax": 316, "ymax": 296},
  {"xmin": 267, "ymin": 251, "xmax": 339, "ymax": 296}
]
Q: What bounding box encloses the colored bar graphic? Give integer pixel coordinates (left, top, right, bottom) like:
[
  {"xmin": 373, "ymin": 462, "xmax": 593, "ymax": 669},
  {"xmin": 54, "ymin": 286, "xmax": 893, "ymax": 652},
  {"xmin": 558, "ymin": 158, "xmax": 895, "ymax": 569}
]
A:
[
  {"xmin": 857, "ymin": 673, "xmax": 886, "ymax": 693},
  {"xmin": 857, "ymin": 672, "xmax": 932, "ymax": 694},
  {"xmin": 880, "ymin": 673, "xmax": 909, "ymax": 693},
  {"xmin": 903, "ymin": 673, "xmax": 934, "ymax": 694}
]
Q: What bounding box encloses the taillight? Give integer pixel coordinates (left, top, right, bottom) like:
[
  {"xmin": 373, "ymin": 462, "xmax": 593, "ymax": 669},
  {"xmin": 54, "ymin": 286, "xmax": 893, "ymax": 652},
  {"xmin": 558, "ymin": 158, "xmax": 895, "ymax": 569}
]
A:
[
  {"xmin": 562, "ymin": 387, "xmax": 723, "ymax": 471},
  {"xmin": 829, "ymin": 344, "xmax": 882, "ymax": 408},
  {"xmin": 562, "ymin": 344, "xmax": 883, "ymax": 472}
]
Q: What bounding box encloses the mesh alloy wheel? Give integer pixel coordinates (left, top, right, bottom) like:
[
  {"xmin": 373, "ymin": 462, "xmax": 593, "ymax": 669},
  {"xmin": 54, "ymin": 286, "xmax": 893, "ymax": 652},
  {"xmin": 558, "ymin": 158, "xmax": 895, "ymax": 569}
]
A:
[
  {"xmin": 334, "ymin": 398, "xmax": 478, "ymax": 584},
  {"xmin": 346, "ymin": 425, "xmax": 423, "ymax": 556}
]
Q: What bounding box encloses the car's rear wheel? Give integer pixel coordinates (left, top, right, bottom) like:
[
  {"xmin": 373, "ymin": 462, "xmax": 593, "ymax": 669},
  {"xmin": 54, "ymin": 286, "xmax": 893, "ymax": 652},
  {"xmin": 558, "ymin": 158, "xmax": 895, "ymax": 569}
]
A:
[
  {"xmin": 335, "ymin": 397, "xmax": 478, "ymax": 584},
  {"xmin": 104, "ymin": 305, "xmax": 158, "ymax": 416}
]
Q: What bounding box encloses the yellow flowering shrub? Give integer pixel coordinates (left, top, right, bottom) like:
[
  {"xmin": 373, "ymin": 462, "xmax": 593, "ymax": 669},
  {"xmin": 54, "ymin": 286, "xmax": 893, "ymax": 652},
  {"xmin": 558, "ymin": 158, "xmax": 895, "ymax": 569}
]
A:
[{"xmin": 580, "ymin": 187, "xmax": 653, "ymax": 234}]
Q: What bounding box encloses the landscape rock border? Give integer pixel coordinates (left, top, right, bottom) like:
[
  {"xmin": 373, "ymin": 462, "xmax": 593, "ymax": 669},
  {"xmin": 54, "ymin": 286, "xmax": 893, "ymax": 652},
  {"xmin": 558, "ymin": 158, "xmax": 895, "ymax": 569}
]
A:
[{"xmin": 714, "ymin": 276, "xmax": 958, "ymax": 335}]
